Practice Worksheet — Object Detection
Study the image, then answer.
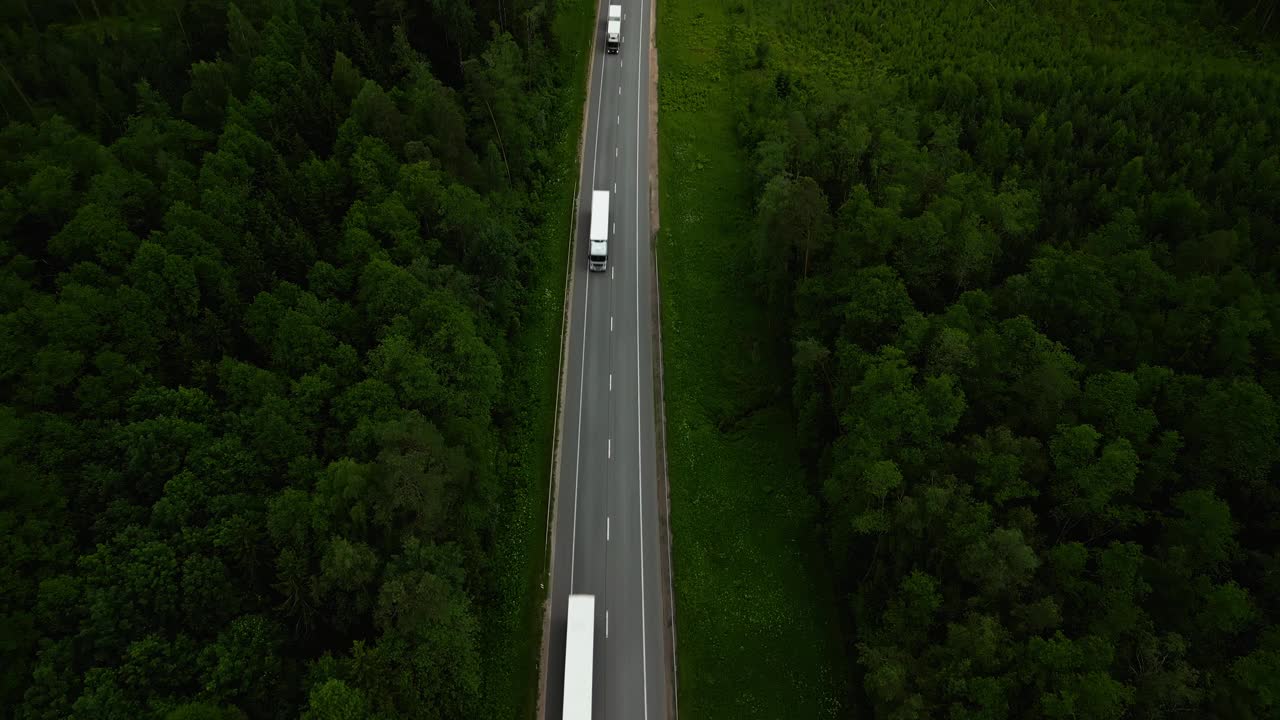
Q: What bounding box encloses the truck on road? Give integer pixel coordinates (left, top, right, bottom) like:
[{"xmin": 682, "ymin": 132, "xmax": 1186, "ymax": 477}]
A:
[
  {"xmin": 606, "ymin": 4, "xmax": 621, "ymax": 54},
  {"xmin": 562, "ymin": 594, "xmax": 595, "ymax": 720},
  {"xmin": 589, "ymin": 190, "xmax": 609, "ymax": 272}
]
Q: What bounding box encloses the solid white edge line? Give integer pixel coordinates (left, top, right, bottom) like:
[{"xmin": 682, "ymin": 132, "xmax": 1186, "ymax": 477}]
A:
[
  {"xmin": 589, "ymin": 27, "xmax": 607, "ymax": 193},
  {"xmin": 569, "ymin": 273, "xmax": 590, "ymax": 591},
  {"xmin": 635, "ymin": 0, "xmax": 651, "ymax": 715},
  {"xmin": 571, "ymin": 10, "xmax": 610, "ymax": 592}
]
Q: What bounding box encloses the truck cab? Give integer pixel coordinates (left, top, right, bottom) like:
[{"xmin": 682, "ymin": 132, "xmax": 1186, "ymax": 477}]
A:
[{"xmin": 606, "ymin": 4, "xmax": 621, "ymax": 54}]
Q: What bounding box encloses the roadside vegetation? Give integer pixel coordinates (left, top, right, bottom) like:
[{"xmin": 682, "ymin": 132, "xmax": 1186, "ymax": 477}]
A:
[
  {"xmin": 655, "ymin": 1, "xmax": 851, "ymax": 718},
  {"xmin": 483, "ymin": 0, "xmax": 595, "ymax": 715},
  {"xmin": 0, "ymin": 1, "xmax": 587, "ymax": 718},
  {"xmin": 664, "ymin": 0, "xmax": 1280, "ymax": 717}
]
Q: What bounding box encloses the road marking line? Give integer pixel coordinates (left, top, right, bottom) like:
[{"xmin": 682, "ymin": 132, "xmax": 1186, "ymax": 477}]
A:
[
  {"xmin": 608, "ymin": 516, "xmax": 611, "ymax": 541},
  {"xmin": 569, "ymin": 269, "xmax": 591, "ymax": 591},
  {"xmin": 608, "ymin": 438, "xmax": 612, "ymax": 459},
  {"xmin": 612, "ymin": 267, "xmax": 615, "ymax": 280},
  {"xmin": 635, "ymin": 0, "xmax": 652, "ymax": 713},
  {"xmin": 570, "ymin": 28, "xmax": 607, "ymax": 589},
  {"xmin": 611, "ymin": 316, "xmax": 614, "ymax": 332},
  {"xmin": 614, "ymin": 182, "xmax": 617, "ymax": 192},
  {"xmin": 610, "ymin": 373, "xmax": 613, "ymax": 391},
  {"xmin": 618, "ymin": 115, "xmax": 621, "ymax": 125},
  {"xmin": 606, "ymin": 610, "xmax": 610, "ymax": 638},
  {"xmin": 588, "ymin": 27, "xmax": 607, "ymax": 192},
  {"xmin": 616, "ymin": 147, "xmax": 619, "ymax": 157}
]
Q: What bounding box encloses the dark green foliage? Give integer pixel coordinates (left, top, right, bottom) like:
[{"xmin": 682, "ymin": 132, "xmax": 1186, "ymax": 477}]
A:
[
  {"xmin": 0, "ymin": 0, "xmax": 574, "ymax": 718},
  {"xmin": 731, "ymin": 0, "xmax": 1280, "ymax": 717}
]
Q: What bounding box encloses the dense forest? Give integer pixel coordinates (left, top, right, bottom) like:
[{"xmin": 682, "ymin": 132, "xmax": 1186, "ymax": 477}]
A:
[
  {"xmin": 0, "ymin": 0, "xmax": 573, "ymax": 718},
  {"xmin": 735, "ymin": 0, "xmax": 1280, "ymax": 718}
]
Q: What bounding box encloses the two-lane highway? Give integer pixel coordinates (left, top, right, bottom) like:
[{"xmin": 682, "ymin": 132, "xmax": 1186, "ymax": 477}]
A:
[{"xmin": 544, "ymin": 0, "xmax": 666, "ymax": 717}]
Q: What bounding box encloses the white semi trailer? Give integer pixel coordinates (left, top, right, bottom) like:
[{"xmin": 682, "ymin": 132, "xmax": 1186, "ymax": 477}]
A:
[
  {"xmin": 562, "ymin": 594, "xmax": 596, "ymax": 720},
  {"xmin": 606, "ymin": 4, "xmax": 621, "ymax": 54},
  {"xmin": 589, "ymin": 190, "xmax": 609, "ymax": 271}
]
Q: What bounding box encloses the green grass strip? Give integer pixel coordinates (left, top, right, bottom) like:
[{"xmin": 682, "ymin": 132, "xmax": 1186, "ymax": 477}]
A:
[{"xmin": 655, "ymin": 0, "xmax": 852, "ymax": 717}]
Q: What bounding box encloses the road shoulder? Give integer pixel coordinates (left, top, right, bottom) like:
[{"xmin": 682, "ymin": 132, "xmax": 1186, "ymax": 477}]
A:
[{"xmin": 647, "ymin": 4, "xmax": 681, "ymax": 720}]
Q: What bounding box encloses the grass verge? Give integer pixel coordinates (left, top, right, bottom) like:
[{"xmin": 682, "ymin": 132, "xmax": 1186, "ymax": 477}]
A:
[
  {"xmin": 654, "ymin": 0, "xmax": 852, "ymax": 717},
  {"xmin": 479, "ymin": 0, "xmax": 595, "ymax": 716}
]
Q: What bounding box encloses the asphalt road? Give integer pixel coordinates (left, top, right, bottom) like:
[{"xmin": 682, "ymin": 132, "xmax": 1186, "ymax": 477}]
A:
[{"xmin": 542, "ymin": 0, "xmax": 666, "ymax": 718}]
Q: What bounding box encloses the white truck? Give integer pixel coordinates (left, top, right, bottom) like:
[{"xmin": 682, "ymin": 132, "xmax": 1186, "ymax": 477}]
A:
[
  {"xmin": 562, "ymin": 594, "xmax": 595, "ymax": 720},
  {"xmin": 606, "ymin": 4, "xmax": 621, "ymax": 54},
  {"xmin": 589, "ymin": 190, "xmax": 609, "ymax": 272}
]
